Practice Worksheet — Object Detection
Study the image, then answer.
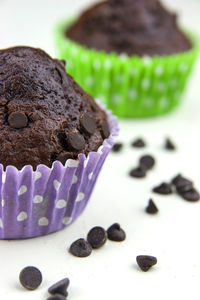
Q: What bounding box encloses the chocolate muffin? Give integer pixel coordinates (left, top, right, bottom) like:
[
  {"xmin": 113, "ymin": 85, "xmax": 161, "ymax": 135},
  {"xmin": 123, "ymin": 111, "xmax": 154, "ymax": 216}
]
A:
[
  {"xmin": 0, "ymin": 47, "xmax": 110, "ymax": 170},
  {"xmin": 66, "ymin": 0, "xmax": 192, "ymax": 56}
]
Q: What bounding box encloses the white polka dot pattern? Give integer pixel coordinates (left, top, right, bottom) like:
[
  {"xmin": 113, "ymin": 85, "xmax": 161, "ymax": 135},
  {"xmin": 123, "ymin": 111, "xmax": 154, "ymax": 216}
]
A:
[
  {"xmin": 34, "ymin": 171, "xmax": 42, "ymax": 181},
  {"xmin": 56, "ymin": 199, "xmax": 67, "ymax": 209},
  {"xmin": 17, "ymin": 211, "xmax": 27, "ymax": 222},
  {"xmin": 88, "ymin": 172, "xmax": 93, "ymax": 180},
  {"xmin": 33, "ymin": 195, "xmax": 43, "ymax": 204},
  {"xmin": 62, "ymin": 217, "xmax": 72, "ymax": 225},
  {"xmin": 72, "ymin": 175, "xmax": 78, "ymax": 184},
  {"xmin": 93, "ymin": 60, "xmax": 101, "ymax": 70},
  {"xmin": 1, "ymin": 200, "xmax": 5, "ymax": 207},
  {"xmin": 85, "ymin": 76, "xmax": 94, "ymax": 87},
  {"xmin": 38, "ymin": 217, "xmax": 49, "ymax": 226},
  {"xmin": 141, "ymin": 79, "xmax": 150, "ymax": 90},
  {"xmin": 104, "ymin": 60, "xmax": 112, "ymax": 70},
  {"xmin": 66, "ymin": 159, "xmax": 79, "ymax": 168},
  {"xmin": 0, "ymin": 218, "xmax": 3, "ymax": 228},
  {"xmin": 18, "ymin": 185, "xmax": 27, "ymax": 196},
  {"xmin": 112, "ymin": 94, "xmax": 121, "ymax": 104},
  {"xmin": 53, "ymin": 180, "xmax": 61, "ymax": 191},
  {"xmin": 76, "ymin": 192, "xmax": 85, "ymax": 202},
  {"xmin": 155, "ymin": 66, "xmax": 164, "ymax": 76},
  {"xmin": 128, "ymin": 89, "xmax": 137, "ymax": 99}
]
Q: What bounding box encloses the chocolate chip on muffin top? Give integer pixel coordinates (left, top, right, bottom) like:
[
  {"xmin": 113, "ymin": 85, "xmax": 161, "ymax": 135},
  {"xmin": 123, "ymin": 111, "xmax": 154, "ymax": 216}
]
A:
[
  {"xmin": 66, "ymin": 0, "xmax": 192, "ymax": 56},
  {"xmin": 0, "ymin": 47, "xmax": 110, "ymax": 169}
]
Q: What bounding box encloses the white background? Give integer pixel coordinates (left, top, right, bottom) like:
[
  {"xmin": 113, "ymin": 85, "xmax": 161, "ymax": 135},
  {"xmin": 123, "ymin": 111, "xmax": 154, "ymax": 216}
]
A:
[{"xmin": 0, "ymin": 0, "xmax": 200, "ymax": 299}]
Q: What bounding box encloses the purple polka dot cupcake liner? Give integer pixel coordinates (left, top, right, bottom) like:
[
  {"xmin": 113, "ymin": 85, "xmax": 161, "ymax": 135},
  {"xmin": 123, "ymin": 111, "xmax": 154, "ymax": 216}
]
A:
[{"xmin": 0, "ymin": 106, "xmax": 118, "ymax": 239}]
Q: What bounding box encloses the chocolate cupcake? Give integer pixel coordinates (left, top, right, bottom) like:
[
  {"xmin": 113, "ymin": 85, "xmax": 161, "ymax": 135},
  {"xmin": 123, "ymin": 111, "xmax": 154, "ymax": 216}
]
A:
[
  {"xmin": 66, "ymin": 0, "xmax": 192, "ymax": 57},
  {"xmin": 56, "ymin": 0, "xmax": 199, "ymax": 117},
  {"xmin": 0, "ymin": 46, "xmax": 118, "ymax": 239}
]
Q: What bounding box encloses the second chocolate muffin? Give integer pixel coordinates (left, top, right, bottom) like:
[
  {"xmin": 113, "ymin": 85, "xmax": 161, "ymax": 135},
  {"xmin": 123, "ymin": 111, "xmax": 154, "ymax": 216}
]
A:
[
  {"xmin": 0, "ymin": 47, "xmax": 110, "ymax": 170},
  {"xmin": 66, "ymin": 0, "xmax": 192, "ymax": 56}
]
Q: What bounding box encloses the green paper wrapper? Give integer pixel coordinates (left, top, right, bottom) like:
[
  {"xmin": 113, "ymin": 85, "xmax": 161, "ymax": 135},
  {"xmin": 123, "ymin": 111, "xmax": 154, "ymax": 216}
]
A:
[{"xmin": 55, "ymin": 19, "xmax": 199, "ymax": 118}]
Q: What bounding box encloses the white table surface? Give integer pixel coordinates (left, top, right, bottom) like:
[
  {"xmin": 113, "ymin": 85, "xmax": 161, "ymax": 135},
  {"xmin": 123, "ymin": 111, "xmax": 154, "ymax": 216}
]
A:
[{"xmin": 0, "ymin": 0, "xmax": 200, "ymax": 299}]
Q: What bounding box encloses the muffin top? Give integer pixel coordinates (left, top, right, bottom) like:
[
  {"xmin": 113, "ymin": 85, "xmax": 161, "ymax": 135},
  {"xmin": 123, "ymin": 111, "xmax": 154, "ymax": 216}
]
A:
[
  {"xmin": 66, "ymin": 0, "xmax": 192, "ymax": 57},
  {"xmin": 0, "ymin": 47, "xmax": 110, "ymax": 170}
]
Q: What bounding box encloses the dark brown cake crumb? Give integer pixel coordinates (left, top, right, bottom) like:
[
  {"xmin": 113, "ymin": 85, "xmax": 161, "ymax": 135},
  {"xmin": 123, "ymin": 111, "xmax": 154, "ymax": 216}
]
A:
[
  {"xmin": 66, "ymin": 0, "xmax": 192, "ymax": 57},
  {"xmin": 0, "ymin": 47, "xmax": 110, "ymax": 169}
]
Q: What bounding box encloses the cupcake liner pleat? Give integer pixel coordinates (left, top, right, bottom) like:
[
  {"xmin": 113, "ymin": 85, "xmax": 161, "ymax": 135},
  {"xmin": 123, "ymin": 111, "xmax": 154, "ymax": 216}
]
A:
[
  {"xmin": 0, "ymin": 106, "xmax": 118, "ymax": 239},
  {"xmin": 55, "ymin": 19, "xmax": 199, "ymax": 118}
]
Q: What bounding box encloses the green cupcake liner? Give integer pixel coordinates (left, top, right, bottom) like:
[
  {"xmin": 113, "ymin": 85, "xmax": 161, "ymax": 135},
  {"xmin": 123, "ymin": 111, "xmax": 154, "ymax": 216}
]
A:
[{"xmin": 55, "ymin": 19, "xmax": 200, "ymax": 118}]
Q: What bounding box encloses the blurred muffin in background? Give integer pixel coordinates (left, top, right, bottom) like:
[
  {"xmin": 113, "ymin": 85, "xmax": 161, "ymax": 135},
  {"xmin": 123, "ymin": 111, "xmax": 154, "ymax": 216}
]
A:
[{"xmin": 56, "ymin": 0, "xmax": 199, "ymax": 117}]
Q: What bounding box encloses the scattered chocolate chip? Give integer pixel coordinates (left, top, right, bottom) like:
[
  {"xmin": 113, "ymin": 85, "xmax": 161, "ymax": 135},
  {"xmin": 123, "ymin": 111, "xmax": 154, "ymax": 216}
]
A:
[
  {"xmin": 176, "ymin": 182, "xmax": 193, "ymax": 194},
  {"xmin": 153, "ymin": 182, "xmax": 172, "ymax": 195},
  {"xmin": 56, "ymin": 152, "xmax": 73, "ymax": 165},
  {"xmin": 165, "ymin": 138, "xmax": 176, "ymax": 150},
  {"xmin": 131, "ymin": 138, "xmax": 146, "ymax": 148},
  {"xmin": 146, "ymin": 199, "xmax": 158, "ymax": 214},
  {"xmin": 129, "ymin": 167, "xmax": 146, "ymax": 178},
  {"xmin": 112, "ymin": 142, "xmax": 123, "ymax": 153},
  {"xmin": 47, "ymin": 295, "xmax": 67, "ymax": 300},
  {"xmin": 19, "ymin": 266, "xmax": 42, "ymax": 290},
  {"xmin": 48, "ymin": 278, "xmax": 69, "ymax": 297},
  {"xmin": 172, "ymin": 174, "xmax": 193, "ymax": 193},
  {"xmin": 69, "ymin": 238, "xmax": 92, "ymax": 257},
  {"xmin": 80, "ymin": 113, "xmax": 97, "ymax": 135},
  {"xmin": 87, "ymin": 226, "xmax": 107, "ymax": 249},
  {"xmin": 180, "ymin": 188, "xmax": 200, "ymax": 202},
  {"xmin": 101, "ymin": 120, "xmax": 110, "ymax": 139},
  {"xmin": 139, "ymin": 155, "xmax": 155, "ymax": 171},
  {"xmin": 107, "ymin": 223, "xmax": 126, "ymax": 242},
  {"xmin": 67, "ymin": 132, "xmax": 85, "ymax": 151},
  {"xmin": 136, "ymin": 255, "xmax": 157, "ymax": 272},
  {"xmin": 8, "ymin": 111, "xmax": 28, "ymax": 129}
]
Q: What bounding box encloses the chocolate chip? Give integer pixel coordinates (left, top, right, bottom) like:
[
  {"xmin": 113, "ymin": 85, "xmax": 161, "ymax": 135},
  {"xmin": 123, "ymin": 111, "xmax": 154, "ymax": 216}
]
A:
[
  {"xmin": 48, "ymin": 278, "xmax": 69, "ymax": 296},
  {"xmin": 129, "ymin": 167, "xmax": 146, "ymax": 178},
  {"xmin": 172, "ymin": 174, "xmax": 193, "ymax": 193},
  {"xmin": 47, "ymin": 295, "xmax": 67, "ymax": 300},
  {"xmin": 180, "ymin": 188, "xmax": 200, "ymax": 202},
  {"xmin": 131, "ymin": 138, "xmax": 146, "ymax": 148},
  {"xmin": 172, "ymin": 174, "xmax": 191, "ymax": 186},
  {"xmin": 80, "ymin": 113, "xmax": 97, "ymax": 135},
  {"xmin": 87, "ymin": 226, "xmax": 107, "ymax": 249},
  {"xmin": 19, "ymin": 266, "xmax": 42, "ymax": 290},
  {"xmin": 56, "ymin": 152, "xmax": 73, "ymax": 165},
  {"xmin": 146, "ymin": 199, "xmax": 158, "ymax": 214},
  {"xmin": 153, "ymin": 182, "xmax": 172, "ymax": 195},
  {"xmin": 136, "ymin": 255, "xmax": 157, "ymax": 272},
  {"xmin": 139, "ymin": 155, "xmax": 155, "ymax": 170},
  {"xmin": 101, "ymin": 120, "xmax": 110, "ymax": 139},
  {"xmin": 165, "ymin": 138, "xmax": 176, "ymax": 150},
  {"xmin": 8, "ymin": 111, "xmax": 28, "ymax": 129},
  {"xmin": 112, "ymin": 142, "xmax": 123, "ymax": 153},
  {"xmin": 67, "ymin": 132, "xmax": 85, "ymax": 151},
  {"xmin": 107, "ymin": 223, "xmax": 126, "ymax": 242},
  {"xmin": 69, "ymin": 238, "xmax": 92, "ymax": 257}
]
